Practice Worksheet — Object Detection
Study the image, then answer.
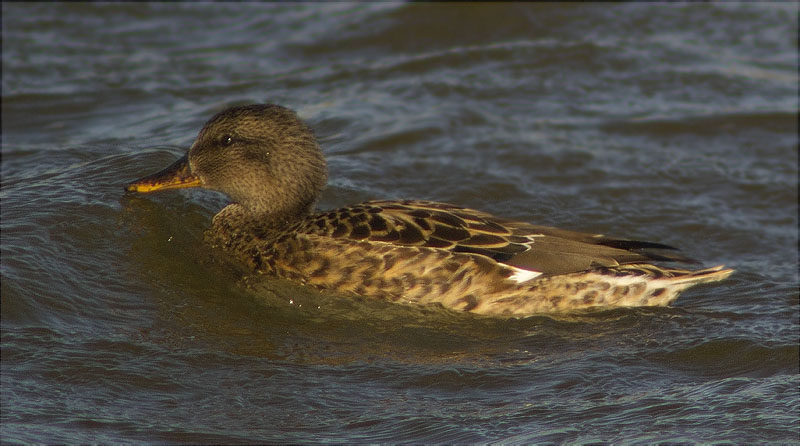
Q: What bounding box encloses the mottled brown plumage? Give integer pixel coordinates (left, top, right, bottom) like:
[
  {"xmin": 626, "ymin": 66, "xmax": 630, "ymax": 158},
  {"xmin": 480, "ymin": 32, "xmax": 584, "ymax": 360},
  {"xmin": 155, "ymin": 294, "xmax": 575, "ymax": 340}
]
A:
[{"xmin": 126, "ymin": 104, "xmax": 733, "ymax": 317}]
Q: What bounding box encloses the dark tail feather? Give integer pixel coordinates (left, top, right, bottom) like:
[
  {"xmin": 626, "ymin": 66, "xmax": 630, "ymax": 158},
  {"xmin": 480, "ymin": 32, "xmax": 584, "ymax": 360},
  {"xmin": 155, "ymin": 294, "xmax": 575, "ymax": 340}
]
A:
[
  {"xmin": 599, "ymin": 239, "xmax": 700, "ymax": 264},
  {"xmin": 600, "ymin": 239, "xmax": 677, "ymax": 251}
]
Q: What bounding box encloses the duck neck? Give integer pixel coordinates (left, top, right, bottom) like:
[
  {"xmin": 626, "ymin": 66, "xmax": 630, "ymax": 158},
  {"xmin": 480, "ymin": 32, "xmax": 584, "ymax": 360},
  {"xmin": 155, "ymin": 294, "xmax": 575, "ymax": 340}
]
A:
[
  {"xmin": 242, "ymin": 196, "xmax": 314, "ymax": 229},
  {"xmin": 209, "ymin": 202, "xmax": 306, "ymax": 246}
]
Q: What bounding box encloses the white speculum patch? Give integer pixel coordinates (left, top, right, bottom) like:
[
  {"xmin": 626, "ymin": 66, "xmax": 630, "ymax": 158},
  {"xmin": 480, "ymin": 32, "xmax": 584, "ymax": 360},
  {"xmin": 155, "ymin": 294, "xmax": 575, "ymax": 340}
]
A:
[{"xmin": 507, "ymin": 265, "xmax": 543, "ymax": 283}]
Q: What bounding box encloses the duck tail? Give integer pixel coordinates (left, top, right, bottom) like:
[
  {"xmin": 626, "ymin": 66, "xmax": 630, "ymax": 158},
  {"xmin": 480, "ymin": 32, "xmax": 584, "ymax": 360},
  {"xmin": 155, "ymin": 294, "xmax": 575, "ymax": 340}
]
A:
[
  {"xmin": 636, "ymin": 265, "xmax": 734, "ymax": 307},
  {"xmin": 666, "ymin": 265, "xmax": 734, "ymax": 286}
]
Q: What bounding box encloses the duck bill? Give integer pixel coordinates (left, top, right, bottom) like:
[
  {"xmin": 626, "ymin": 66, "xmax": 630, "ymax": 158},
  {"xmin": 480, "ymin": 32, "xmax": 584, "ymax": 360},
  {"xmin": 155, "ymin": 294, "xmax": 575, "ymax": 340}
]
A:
[{"xmin": 125, "ymin": 153, "xmax": 202, "ymax": 193}]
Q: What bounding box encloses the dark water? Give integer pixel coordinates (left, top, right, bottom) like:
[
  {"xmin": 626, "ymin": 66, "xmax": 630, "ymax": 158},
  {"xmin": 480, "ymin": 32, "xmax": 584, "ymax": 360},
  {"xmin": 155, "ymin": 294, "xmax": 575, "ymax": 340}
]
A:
[{"xmin": 2, "ymin": 3, "xmax": 798, "ymax": 444}]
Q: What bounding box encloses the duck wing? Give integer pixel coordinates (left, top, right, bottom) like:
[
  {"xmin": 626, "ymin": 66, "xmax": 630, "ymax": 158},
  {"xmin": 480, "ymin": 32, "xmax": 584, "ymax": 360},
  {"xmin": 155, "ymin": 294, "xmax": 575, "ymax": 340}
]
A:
[{"xmin": 298, "ymin": 200, "xmax": 694, "ymax": 277}]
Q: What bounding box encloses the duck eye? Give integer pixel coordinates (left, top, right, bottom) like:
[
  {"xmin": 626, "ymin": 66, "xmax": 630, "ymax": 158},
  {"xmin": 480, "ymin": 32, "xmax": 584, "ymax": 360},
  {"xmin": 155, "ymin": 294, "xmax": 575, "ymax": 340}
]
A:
[{"xmin": 220, "ymin": 134, "xmax": 234, "ymax": 146}]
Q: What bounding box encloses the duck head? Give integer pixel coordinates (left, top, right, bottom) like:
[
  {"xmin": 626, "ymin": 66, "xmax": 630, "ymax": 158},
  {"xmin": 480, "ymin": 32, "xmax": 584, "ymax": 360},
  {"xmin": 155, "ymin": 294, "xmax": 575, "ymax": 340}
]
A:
[{"xmin": 126, "ymin": 104, "xmax": 328, "ymax": 224}]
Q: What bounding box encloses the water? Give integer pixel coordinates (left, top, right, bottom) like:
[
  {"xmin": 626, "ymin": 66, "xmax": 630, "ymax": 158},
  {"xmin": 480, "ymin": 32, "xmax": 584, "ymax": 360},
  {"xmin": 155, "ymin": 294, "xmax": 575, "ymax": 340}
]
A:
[{"xmin": 2, "ymin": 3, "xmax": 798, "ymax": 444}]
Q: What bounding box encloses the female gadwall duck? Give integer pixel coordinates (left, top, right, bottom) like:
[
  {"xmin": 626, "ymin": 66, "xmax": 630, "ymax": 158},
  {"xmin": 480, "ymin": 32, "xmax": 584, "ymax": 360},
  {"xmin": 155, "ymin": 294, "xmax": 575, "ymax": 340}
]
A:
[{"xmin": 126, "ymin": 104, "xmax": 732, "ymax": 317}]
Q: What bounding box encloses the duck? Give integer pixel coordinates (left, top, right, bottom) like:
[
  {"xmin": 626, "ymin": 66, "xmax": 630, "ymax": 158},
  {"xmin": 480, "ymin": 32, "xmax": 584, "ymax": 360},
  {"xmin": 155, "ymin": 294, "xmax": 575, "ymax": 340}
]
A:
[{"xmin": 125, "ymin": 104, "xmax": 733, "ymax": 317}]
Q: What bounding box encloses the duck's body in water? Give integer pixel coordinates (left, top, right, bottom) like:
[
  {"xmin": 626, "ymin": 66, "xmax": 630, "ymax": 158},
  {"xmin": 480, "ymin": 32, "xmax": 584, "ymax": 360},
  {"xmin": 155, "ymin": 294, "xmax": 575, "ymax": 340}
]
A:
[{"xmin": 126, "ymin": 104, "xmax": 733, "ymax": 317}]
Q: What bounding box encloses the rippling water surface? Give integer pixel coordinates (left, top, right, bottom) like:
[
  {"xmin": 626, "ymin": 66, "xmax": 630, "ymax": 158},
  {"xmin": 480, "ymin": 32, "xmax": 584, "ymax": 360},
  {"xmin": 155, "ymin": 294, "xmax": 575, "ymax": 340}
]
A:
[{"xmin": 2, "ymin": 3, "xmax": 798, "ymax": 444}]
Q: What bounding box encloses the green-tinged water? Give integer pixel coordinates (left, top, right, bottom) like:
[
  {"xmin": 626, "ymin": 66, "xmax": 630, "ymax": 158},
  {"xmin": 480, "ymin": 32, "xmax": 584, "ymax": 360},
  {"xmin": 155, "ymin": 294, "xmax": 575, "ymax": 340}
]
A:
[{"xmin": 2, "ymin": 3, "xmax": 798, "ymax": 444}]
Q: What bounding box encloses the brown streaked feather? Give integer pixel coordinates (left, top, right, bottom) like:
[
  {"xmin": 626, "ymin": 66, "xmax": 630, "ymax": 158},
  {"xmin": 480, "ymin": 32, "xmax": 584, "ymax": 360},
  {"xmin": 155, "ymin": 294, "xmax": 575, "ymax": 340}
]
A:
[
  {"xmin": 295, "ymin": 200, "xmax": 693, "ymax": 276},
  {"xmin": 209, "ymin": 207, "xmax": 733, "ymax": 316}
]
